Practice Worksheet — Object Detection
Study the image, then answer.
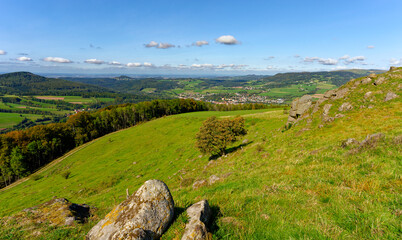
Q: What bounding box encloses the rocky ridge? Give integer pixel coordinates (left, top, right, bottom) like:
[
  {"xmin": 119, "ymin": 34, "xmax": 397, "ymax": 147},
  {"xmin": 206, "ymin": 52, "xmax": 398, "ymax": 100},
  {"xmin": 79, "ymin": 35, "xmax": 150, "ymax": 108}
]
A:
[{"xmin": 287, "ymin": 67, "xmax": 401, "ymax": 128}]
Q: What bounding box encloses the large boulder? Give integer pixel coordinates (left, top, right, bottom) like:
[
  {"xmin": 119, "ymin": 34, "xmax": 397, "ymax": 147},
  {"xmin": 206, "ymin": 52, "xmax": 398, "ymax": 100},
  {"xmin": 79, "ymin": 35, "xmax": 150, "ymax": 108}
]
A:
[
  {"xmin": 384, "ymin": 92, "xmax": 398, "ymax": 102},
  {"xmin": 181, "ymin": 200, "xmax": 212, "ymax": 240},
  {"xmin": 287, "ymin": 95, "xmax": 312, "ymax": 123},
  {"xmin": 87, "ymin": 180, "xmax": 174, "ymax": 240}
]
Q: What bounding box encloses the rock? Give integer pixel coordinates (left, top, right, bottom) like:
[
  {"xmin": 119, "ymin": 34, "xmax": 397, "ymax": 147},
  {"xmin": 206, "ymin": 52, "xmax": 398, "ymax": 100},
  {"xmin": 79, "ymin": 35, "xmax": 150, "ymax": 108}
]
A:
[
  {"xmin": 368, "ymin": 73, "xmax": 376, "ymax": 78},
  {"xmin": 208, "ymin": 175, "xmax": 220, "ymax": 185},
  {"xmin": 242, "ymin": 139, "xmax": 249, "ymax": 144},
  {"xmin": 390, "ymin": 66, "xmax": 397, "ymax": 71},
  {"xmin": 21, "ymin": 198, "xmax": 90, "ymax": 226},
  {"xmin": 384, "ymin": 92, "xmax": 398, "ymax": 102},
  {"xmin": 333, "ymin": 88, "xmax": 349, "ymax": 100},
  {"xmin": 312, "ymin": 98, "xmax": 326, "ymax": 113},
  {"xmin": 323, "ymin": 104, "xmax": 332, "ymax": 115},
  {"xmin": 364, "ymin": 91, "xmax": 373, "ymax": 99},
  {"xmin": 335, "ymin": 114, "xmax": 345, "ymax": 118},
  {"xmin": 341, "ymin": 138, "xmax": 360, "ymax": 148},
  {"xmin": 181, "ymin": 200, "xmax": 211, "ymax": 240},
  {"xmin": 324, "ymin": 90, "xmax": 336, "ymax": 98},
  {"xmin": 287, "ymin": 95, "xmax": 312, "ymax": 123},
  {"xmin": 360, "ymin": 133, "xmax": 385, "ymax": 148},
  {"xmin": 338, "ymin": 102, "xmax": 353, "ymax": 112},
  {"xmin": 361, "ymin": 77, "xmax": 372, "ymax": 84},
  {"xmin": 374, "ymin": 77, "xmax": 386, "ymax": 85},
  {"xmin": 86, "ymin": 179, "xmax": 174, "ymax": 240},
  {"xmin": 193, "ymin": 180, "xmax": 207, "ymax": 190}
]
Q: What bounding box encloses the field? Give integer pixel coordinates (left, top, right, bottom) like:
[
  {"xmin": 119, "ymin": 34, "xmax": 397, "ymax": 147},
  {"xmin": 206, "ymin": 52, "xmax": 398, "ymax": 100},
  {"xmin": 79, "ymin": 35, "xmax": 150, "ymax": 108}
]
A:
[
  {"xmin": 0, "ymin": 95, "xmax": 115, "ymax": 131},
  {"xmin": 0, "ymin": 99, "xmax": 400, "ymax": 239},
  {"xmin": 35, "ymin": 96, "xmax": 114, "ymax": 104},
  {"xmin": 0, "ymin": 112, "xmax": 44, "ymax": 129}
]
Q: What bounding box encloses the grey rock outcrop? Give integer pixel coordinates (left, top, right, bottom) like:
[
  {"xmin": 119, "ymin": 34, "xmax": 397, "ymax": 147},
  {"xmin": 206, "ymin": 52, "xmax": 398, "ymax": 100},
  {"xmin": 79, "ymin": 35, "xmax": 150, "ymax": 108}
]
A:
[
  {"xmin": 361, "ymin": 77, "xmax": 372, "ymax": 84},
  {"xmin": 384, "ymin": 92, "xmax": 398, "ymax": 102},
  {"xmin": 374, "ymin": 77, "xmax": 386, "ymax": 85},
  {"xmin": 341, "ymin": 138, "xmax": 360, "ymax": 148},
  {"xmin": 208, "ymin": 175, "xmax": 220, "ymax": 185},
  {"xmin": 364, "ymin": 91, "xmax": 373, "ymax": 99},
  {"xmin": 287, "ymin": 95, "xmax": 312, "ymax": 123},
  {"xmin": 333, "ymin": 88, "xmax": 349, "ymax": 100},
  {"xmin": 338, "ymin": 102, "xmax": 353, "ymax": 112},
  {"xmin": 87, "ymin": 179, "xmax": 174, "ymax": 240},
  {"xmin": 193, "ymin": 180, "xmax": 207, "ymax": 190},
  {"xmin": 181, "ymin": 200, "xmax": 211, "ymax": 240}
]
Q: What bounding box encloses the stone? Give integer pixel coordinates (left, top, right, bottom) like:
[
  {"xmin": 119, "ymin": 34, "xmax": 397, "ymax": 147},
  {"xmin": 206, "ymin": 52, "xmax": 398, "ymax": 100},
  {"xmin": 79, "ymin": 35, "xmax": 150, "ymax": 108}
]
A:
[
  {"xmin": 324, "ymin": 90, "xmax": 336, "ymax": 98},
  {"xmin": 338, "ymin": 102, "xmax": 353, "ymax": 111},
  {"xmin": 208, "ymin": 175, "xmax": 220, "ymax": 185},
  {"xmin": 86, "ymin": 180, "xmax": 174, "ymax": 240},
  {"xmin": 341, "ymin": 138, "xmax": 360, "ymax": 148},
  {"xmin": 384, "ymin": 92, "xmax": 398, "ymax": 102},
  {"xmin": 312, "ymin": 98, "xmax": 326, "ymax": 113},
  {"xmin": 360, "ymin": 133, "xmax": 385, "ymax": 148},
  {"xmin": 181, "ymin": 200, "xmax": 211, "ymax": 240},
  {"xmin": 287, "ymin": 95, "xmax": 312, "ymax": 124},
  {"xmin": 374, "ymin": 77, "xmax": 386, "ymax": 85},
  {"xmin": 361, "ymin": 77, "xmax": 372, "ymax": 84},
  {"xmin": 193, "ymin": 180, "xmax": 207, "ymax": 190},
  {"xmin": 21, "ymin": 198, "xmax": 90, "ymax": 226},
  {"xmin": 333, "ymin": 88, "xmax": 349, "ymax": 100},
  {"xmin": 368, "ymin": 73, "xmax": 376, "ymax": 78},
  {"xmin": 335, "ymin": 114, "xmax": 345, "ymax": 118},
  {"xmin": 364, "ymin": 91, "xmax": 373, "ymax": 99},
  {"xmin": 322, "ymin": 104, "xmax": 332, "ymax": 115}
]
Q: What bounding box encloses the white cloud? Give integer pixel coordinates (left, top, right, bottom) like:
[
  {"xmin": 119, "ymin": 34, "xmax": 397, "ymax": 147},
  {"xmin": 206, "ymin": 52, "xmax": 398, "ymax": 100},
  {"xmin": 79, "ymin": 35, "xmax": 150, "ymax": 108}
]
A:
[
  {"xmin": 318, "ymin": 58, "xmax": 338, "ymax": 65},
  {"xmin": 43, "ymin": 57, "xmax": 72, "ymax": 63},
  {"xmin": 85, "ymin": 59, "xmax": 104, "ymax": 64},
  {"xmin": 145, "ymin": 41, "xmax": 158, "ymax": 48},
  {"xmin": 127, "ymin": 62, "xmax": 142, "ymax": 67},
  {"xmin": 294, "ymin": 54, "xmax": 300, "ymax": 58},
  {"xmin": 157, "ymin": 43, "xmax": 175, "ymax": 49},
  {"xmin": 339, "ymin": 55, "xmax": 350, "ymax": 60},
  {"xmin": 344, "ymin": 56, "xmax": 365, "ymax": 64},
  {"xmin": 304, "ymin": 57, "xmax": 338, "ymax": 65},
  {"xmin": 17, "ymin": 56, "xmax": 32, "ymax": 61},
  {"xmin": 193, "ymin": 41, "xmax": 209, "ymax": 47},
  {"xmin": 264, "ymin": 56, "xmax": 275, "ymax": 60},
  {"xmin": 108, "ymin": 61, "xmax": 121, "ymax": 65},
  {"xmin": 145, "ymin": 41, "xmax": 175, "ymax": 49},
  {"xmin": 390, "ymin": 58, "xmax": 401, "ymax": 65},
  {"xmin": 367, "ymin": 45, "xmax": 375, "ymax": 49},
  {"xmin": 143, "ymin": 62, "xmax": 154, "ymax": 67},
  {"xmin": 216, "ymin": 35, "xmax": 239, "ymax": 45},
  {"xmin": 0, "ymin": 50, "xmax": 6, "ymax": 55},
  {"xmin": 304, "ymin": 57, "xmax": 320, "ymax": 62}
]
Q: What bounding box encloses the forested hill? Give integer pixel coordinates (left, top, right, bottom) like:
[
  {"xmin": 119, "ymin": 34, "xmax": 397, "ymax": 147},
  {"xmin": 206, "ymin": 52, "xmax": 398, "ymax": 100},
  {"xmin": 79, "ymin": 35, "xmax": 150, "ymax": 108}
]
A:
[
  {"xmin": 258, "ymin": 69, "xmax": 385, "ymax": 88},
  {"xmin": 0, "ymin": 72, "xmax": 113, "ymax": 96}
]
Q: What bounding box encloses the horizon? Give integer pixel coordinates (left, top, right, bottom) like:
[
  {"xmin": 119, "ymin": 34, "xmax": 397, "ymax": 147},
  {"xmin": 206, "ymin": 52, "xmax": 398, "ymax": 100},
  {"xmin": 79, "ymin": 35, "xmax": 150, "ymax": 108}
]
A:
[{"xmin": 1, "ymin": 0, "xmax": 401, "ymax": 75}]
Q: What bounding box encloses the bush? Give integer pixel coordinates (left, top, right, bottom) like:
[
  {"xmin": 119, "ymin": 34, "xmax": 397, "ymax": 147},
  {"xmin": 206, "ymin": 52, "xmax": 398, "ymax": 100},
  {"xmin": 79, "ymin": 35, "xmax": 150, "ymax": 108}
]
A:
[{"xmin": 196, "ymin": 116, "xmax": 247, "ymax": 156}]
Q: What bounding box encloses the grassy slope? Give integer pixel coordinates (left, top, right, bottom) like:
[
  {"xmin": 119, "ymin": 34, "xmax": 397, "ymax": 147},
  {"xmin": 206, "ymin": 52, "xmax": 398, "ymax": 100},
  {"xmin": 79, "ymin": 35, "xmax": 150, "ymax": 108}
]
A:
[
  {"xmin": 0, "ymin": 71, "xmax": 400, "ymax": 239},
  {"xmin": 0, "ymin": 113, "xmax": 44, "ymax": 128}
]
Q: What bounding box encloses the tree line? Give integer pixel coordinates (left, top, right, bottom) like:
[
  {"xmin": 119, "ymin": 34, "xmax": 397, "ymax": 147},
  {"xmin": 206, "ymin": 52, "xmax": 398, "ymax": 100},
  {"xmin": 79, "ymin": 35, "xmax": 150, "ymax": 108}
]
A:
[{"xmin": 0, "ymin": 99, "xmax": 268, "ymax": 187}]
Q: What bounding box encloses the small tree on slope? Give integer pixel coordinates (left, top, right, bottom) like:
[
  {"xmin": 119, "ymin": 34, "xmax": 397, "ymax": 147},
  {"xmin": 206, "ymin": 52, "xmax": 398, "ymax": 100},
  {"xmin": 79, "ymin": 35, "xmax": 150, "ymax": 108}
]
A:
[{"xmin": 196, "ymin": 116, "xmax": 247, "ymax": 156}]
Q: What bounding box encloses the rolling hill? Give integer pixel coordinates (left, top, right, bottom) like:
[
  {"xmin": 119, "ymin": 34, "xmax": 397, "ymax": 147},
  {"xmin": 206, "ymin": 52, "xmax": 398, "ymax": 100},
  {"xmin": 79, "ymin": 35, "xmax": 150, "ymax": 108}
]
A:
[
  {"xmin": 0, "ymin": 68, "xmax": 400, "ymax": 239},
  {"xmin": 0, "ymin": 72, "xmax": 113, "ymax": 96}
]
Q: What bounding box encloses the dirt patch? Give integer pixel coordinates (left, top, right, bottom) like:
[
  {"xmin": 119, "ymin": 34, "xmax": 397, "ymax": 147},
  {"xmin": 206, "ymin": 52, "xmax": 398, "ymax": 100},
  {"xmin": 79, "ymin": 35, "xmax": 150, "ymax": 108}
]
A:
[
  {"xmin": 312, "ymin": 94, "xmax": 324, "ymax": 99},
  {"xmin": 69, "ymin": 102, "xmax": 84, "ymax": 104},
  {"xmin": 17, "ymin": 106, "xmax": 27, "ymax": 108},
  {"xmin": 36, "ymin": 96, "xmax": 65, "ymax": 100}
]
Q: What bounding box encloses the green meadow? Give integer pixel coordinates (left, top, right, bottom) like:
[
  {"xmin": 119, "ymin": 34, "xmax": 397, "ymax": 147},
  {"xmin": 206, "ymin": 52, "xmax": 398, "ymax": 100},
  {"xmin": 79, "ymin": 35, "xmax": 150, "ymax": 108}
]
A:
[{"xmin": 0, "ymin": 98, "xmax": 400, "ymax": 239}]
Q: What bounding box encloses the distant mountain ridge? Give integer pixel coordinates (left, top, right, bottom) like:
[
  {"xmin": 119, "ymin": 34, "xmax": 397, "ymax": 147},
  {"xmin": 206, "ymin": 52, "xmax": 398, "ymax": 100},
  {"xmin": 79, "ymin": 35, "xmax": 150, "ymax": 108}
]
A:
[{"xmin": 0, "ymin": 72, "xmax": 113, "ymax": 96}]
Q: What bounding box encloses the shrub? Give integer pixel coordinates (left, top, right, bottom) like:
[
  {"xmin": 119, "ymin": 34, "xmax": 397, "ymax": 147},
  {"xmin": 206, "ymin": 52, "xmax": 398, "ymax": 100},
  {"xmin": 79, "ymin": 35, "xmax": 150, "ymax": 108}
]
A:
[{"xmin": 196, "ymin": 116, "xmax": 247, "ymax": 156}]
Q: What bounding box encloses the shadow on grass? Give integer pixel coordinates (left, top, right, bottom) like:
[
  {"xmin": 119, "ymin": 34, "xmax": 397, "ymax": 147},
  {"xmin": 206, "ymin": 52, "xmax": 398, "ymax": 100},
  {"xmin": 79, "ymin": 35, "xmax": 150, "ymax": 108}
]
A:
[
  {"xmin": 209, "ymin": 205, "xmax": 221, "ymax": 235},
  {"xmin": 208, "ymin": 141, "xmax": 253, "ymax": 160}
]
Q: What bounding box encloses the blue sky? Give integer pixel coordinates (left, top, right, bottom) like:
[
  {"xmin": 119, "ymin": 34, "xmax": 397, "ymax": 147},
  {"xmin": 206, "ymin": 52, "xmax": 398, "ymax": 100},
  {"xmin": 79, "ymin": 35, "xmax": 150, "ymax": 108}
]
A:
[{"xmin": 0, "ymin": 0, "xmax": 401, "ymax": 75}]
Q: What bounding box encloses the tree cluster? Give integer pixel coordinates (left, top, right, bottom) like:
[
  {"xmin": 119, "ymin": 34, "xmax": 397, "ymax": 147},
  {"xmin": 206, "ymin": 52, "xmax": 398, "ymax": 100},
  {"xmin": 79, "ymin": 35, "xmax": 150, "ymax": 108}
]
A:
[{"xmin": 196, "ymin": 116, "xmax": 247, "ymax": 156}]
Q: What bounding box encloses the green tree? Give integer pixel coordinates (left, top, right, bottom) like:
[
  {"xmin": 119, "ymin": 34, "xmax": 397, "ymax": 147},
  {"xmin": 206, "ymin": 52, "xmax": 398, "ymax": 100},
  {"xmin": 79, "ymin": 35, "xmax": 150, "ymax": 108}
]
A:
[
  {"xmin": 196, "ymin": 116, "xmax": 247, "ymax": 156},
  {"xmin": 10, "ymin": 147, "xmax": 26, "ymax": 179}
]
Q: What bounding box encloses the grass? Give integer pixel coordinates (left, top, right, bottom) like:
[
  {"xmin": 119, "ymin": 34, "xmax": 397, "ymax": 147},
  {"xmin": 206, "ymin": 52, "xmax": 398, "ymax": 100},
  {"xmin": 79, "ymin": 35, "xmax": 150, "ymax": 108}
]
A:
[
  {"xmin": 0, "ymin": 70, "xmax": 400, "ymax": 239},
  {"xmin": 34, "ymin": 96, "xmax": 114, "ymax": 103},
  {"xmin": 0, "ymin": 112, "xmax": 45, "ymax": 128}
]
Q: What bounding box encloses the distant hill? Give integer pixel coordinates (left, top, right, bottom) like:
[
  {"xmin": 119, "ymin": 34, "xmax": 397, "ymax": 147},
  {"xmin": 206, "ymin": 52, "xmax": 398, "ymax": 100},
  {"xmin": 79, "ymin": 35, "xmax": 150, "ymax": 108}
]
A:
[
  {"xmin": 258, "ymin": 69, "xmax": 385, "ymax": 88},
  {"xmin": 0, "ymin": 72, "xmax": 113, "ymax": 96}
]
